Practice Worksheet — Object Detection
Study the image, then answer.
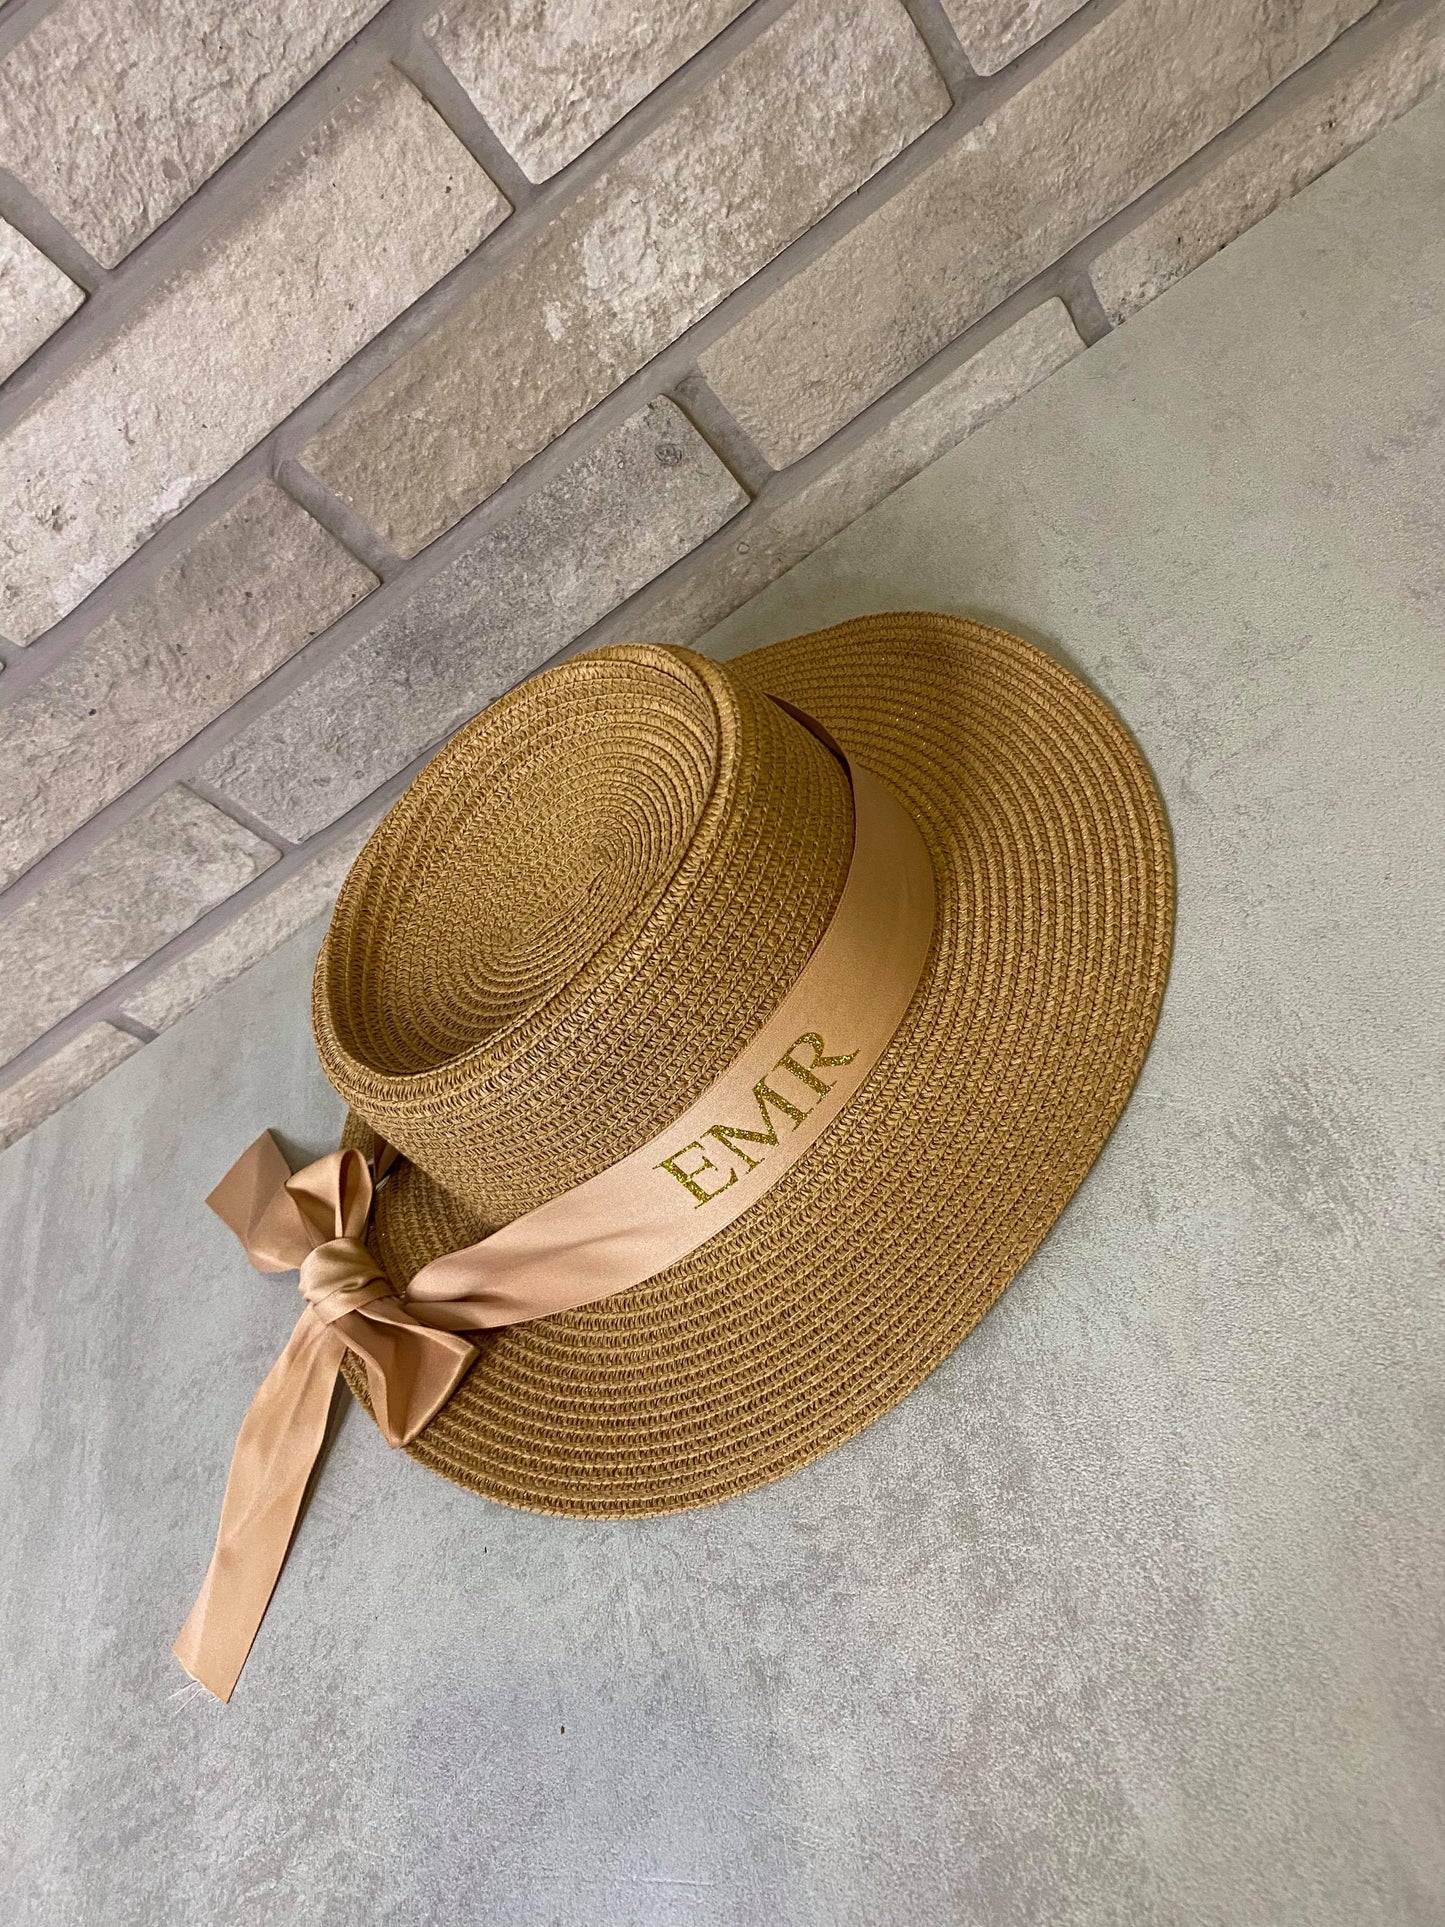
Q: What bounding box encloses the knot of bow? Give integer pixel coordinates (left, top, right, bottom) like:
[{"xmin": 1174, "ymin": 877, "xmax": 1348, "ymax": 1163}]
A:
[{"xmin": 173, "ymin": 1131, "xmax": 475, "ymax": 1703}]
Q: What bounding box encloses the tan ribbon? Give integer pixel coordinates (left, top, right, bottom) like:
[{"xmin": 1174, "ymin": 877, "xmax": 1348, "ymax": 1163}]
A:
[
  {"xmin": 173, "ymin": 1136, "xmax": 475, "ymax": 1700},
  {"xmin": 176, "ymin": 755, "xmax": 935, "ymax": 1701}
]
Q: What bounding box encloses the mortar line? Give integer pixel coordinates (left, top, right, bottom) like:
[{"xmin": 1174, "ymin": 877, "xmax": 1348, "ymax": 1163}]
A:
[
  {"xmin": 0, "ymin": 380, "xmax": 731, "ymax": 911},
  {"xmin": 648, "ymin": 0, "xmax": 1440, "ymax": 475},
  {"xmin": 0, "ymin": 0, "xmax": 1416, "ymax": 903},
  {"xmin": 275, "ymin": 458, "xmax": 406, "ymax": 582},
  {"xmin": 0, "ymin": 0, "xmax": 60, "ymax": 62},
  {"xmin": 665, "ymin": 372, "xmax": 776, "ymax": 499},
  {"xmin": 898, "ymin": 0, "xmax": 980, "ymax": 98},
  {"xmin": 108, "ymin": 1013, "xmax": 158, "ymax": 1045},
  {"xmin": 392, "ymin": 25, "xmax": 536, "ymax": 210},
  {"xmin": 0, "ymin": 169, "xmax": 106, "ymax": 293},
  {"xmin": 1057, "ymin": 268, "xmax": 1114, "ymax": 344},
  {"xmin": 0, "ymin": 0, "xmax": 1106, "ymax": 687},
  {"xmin": 181, "ymin": 779, "xmax": 296, "ymax": 855},
  {"xmin": 595, "ymin": 2, "xmax": 1445, "ymax": 606}
]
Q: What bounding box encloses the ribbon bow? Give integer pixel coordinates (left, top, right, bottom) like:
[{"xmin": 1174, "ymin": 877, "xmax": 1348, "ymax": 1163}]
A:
[{"xmin": 173, "ymin": 1132, "xmax": 474, "ymax": 1702}]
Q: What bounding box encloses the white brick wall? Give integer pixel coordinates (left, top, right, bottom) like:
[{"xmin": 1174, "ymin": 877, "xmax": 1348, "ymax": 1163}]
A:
[{"xmin": 0, "ymin": 0, "xmax": 1438, "ymax": 1148}]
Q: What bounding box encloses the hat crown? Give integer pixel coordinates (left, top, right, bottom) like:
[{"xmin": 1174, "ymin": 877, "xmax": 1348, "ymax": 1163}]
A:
[{"xmin": 313, "ymin": 644, "xmax": 853, "ymax": 1224}]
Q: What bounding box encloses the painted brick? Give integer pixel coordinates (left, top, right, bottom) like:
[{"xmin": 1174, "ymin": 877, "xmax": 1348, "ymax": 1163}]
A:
[
  {"xmin": 940, "ymin": 0, "xmax": 1087, "ymax": 77},
  {"xmin": 0, "ymin": 1024, "xmax": 142, "ymax": 1154},
  {"xmin": 0, "ymin": 0, "xmax": 389, "ymax": 267},
  {"xmin": 637, "ymin": 302, "xmax": 1083, "ymax": 644},
  {"xmin": 697, "ymin": 0, "xmax": 1372, "ymax": 465},
  {"xmin": 0, "ymin": 72, "xmax": 505, "ymax": 645},
  {"xmin": 303, "ymin": 0, "xmax": 948, "ymax": 557},
  {"xmin": 121, "ymin": 808, "xmax": 385, "ymax": 1033},
  {"xmin": 428, "ymin": 0, "xmax": 750, "ymax": 181},
  {"xmin": 0, "ymin": 220, "xmax": 84, "ymax": 383},
  {"xmin": 0, "ymin": 788, "xmax": 277, "ymax": 1067},
  {"xmin": 206, "ymin": 400, "xmax": 746, "ymax": 839},
  {"xmin": 0, "ymin": 486, "xmax": 374, "ymax": 891},
  {"xmin": 1093, "ymin": 13, "xmax": 1445, "ymax": 322}
]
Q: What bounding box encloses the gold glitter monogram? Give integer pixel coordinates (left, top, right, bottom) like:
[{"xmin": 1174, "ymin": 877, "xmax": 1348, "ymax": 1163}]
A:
[{"xmin": 656, "ymin": 1033, "xmax": 859, "ymax": 1206}]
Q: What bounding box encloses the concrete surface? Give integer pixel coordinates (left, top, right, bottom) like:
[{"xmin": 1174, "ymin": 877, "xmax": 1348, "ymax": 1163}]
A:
[{"xmin": 2, "ymin": 87, "xmax": 1442, "ymax": 1927}]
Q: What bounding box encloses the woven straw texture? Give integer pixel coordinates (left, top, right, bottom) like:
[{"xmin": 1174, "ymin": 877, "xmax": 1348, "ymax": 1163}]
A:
[{"xmin": 315, "ymin": 614, "xmax": 1174, "ymax": 1516}]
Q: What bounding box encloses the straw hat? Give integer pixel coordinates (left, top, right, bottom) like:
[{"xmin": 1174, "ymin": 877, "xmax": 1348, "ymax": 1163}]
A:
[{"xmin": 312, "ymin": 611, "xmax": 1173, "ymax": 1517}]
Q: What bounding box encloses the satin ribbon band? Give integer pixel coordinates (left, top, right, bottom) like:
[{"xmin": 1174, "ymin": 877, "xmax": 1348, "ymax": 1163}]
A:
[{"xmin": 175, "ymin": 748, "xmax": 937, "ymax": 1702}]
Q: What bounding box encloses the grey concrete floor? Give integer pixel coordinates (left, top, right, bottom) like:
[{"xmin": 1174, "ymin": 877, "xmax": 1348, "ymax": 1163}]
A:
[{"xmin": 3, "ymin": 90, "xmax": 1443, "ymax": 1927}]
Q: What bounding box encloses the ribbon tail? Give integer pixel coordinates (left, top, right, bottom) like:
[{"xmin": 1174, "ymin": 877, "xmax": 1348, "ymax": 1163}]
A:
[
  {"xmin": 174, "ymin": 1310, "xmax": 346, "ymax": 1702},
  {"xmin": 206, "ymin": 1130, "xmax": 311, "ymax": 1271},
  {"xmin": 338, "ymin": 1299, "xmax": 476, "ymax": 1446}
]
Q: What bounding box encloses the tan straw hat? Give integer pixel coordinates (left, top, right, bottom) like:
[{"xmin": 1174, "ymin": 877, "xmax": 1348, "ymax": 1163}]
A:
[{"xmin": 311, "ymin": 610, "xmax": 1174, "ymax": 1518}]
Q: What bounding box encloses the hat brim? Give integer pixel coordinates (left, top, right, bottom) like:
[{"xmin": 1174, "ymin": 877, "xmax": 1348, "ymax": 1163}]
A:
[{"xmin": 340, "ymin": 613, "xmax": 1174, "ymax": 1516}]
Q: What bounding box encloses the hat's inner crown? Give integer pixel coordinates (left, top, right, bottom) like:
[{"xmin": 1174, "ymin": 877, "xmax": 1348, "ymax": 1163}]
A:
[{"xmin": 323, "ymin": 653, "xmax": 718, "ymax": 1077}]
